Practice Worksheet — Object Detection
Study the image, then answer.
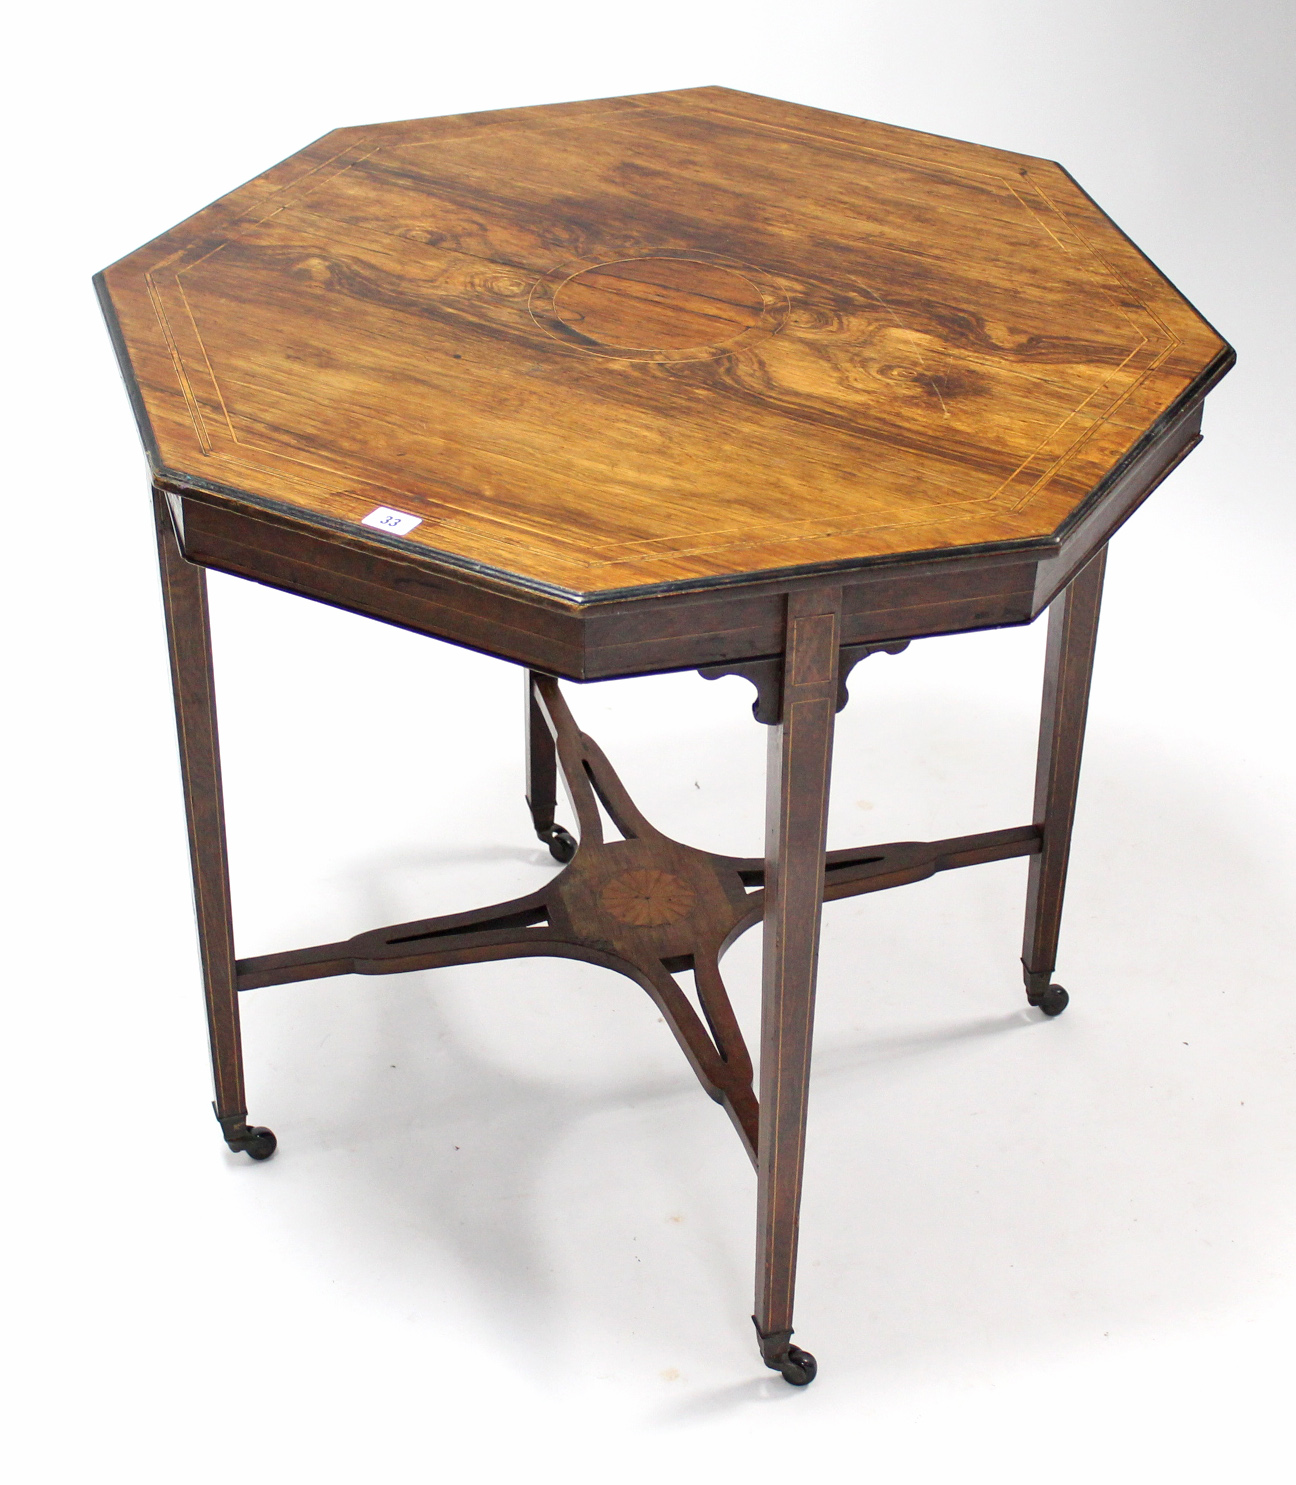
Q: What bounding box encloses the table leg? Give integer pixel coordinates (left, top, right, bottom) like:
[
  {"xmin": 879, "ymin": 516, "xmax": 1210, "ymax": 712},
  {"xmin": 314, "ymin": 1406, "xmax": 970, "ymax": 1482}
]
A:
[
  {"xmin": 524, "ymin": 669, "xmax": 576, "ymax": 862},
  {"xmin": 753, "ymin": 588, "xmax": 842, "ymax": 1386},
  {"xmin": 1022, "ymin": 547, "xmax": 1108, "ymax": 1017},
  {"xmin": 152, "ymin": 490, "xmax": 275, "ymax": 1160}
]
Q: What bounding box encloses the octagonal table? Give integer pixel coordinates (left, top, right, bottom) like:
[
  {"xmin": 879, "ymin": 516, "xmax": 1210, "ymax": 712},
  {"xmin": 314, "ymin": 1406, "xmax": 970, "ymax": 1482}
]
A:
[{"xmin": 97, "ymin": 86, "xmax": 1232, "ymax": 1384}]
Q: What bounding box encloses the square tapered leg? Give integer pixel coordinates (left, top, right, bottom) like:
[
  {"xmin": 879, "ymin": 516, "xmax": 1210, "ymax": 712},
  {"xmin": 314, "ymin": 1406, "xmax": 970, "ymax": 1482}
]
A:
[
  {"xmin": 153, "ymin": 490, "xmax": 275, "ymax": 1160},
  {"xmin": 753, "ymin": 588, "xmax": 843, "ymax": 1385},
  {"xmin": 1022, "ymin": 547, "xmax": 1108, "ymax": 1017}
]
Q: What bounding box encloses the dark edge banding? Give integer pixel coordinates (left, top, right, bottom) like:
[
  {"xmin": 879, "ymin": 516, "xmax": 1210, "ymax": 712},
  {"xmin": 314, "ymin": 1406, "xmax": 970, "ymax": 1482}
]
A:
[{"xmin": 93, "ymin": 272, "xmax": 162, "ymax": 467}]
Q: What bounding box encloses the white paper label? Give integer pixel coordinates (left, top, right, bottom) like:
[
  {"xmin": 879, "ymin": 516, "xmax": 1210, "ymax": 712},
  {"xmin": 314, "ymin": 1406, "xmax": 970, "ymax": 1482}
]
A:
[{"xmin": 361, "ymin": 506, "xmax": 422, "ymax": 536}]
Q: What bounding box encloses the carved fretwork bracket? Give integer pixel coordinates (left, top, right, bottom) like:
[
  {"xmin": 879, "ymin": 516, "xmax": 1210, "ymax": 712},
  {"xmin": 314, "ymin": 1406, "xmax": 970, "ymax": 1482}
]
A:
[
  {"xmin": 699, "ymin": 639, "xmax": 910, "ymax": 724},
  {"xmin": 235, "ymin": 676, "xmax": 1039, "ymax": 1166}
]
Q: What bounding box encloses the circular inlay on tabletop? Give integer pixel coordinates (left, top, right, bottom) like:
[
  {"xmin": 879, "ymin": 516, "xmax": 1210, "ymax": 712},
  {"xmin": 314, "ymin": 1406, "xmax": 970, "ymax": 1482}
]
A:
[
  {"xmin": 553, "ymin": 257, "xmax": 765, "ymax": 350},
  {"xmin": 529, "ymin": 250, "xmax": 789, "ymax": 362}
]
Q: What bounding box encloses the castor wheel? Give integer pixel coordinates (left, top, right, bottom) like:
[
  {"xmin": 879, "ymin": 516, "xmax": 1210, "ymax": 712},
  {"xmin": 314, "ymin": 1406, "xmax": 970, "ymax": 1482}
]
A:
[
  {"xmin": 777, "ymin": 1345, "xmax": 818, "ymax": 1386},
  {"xmin": 216, "ymin": 1109, "xmax": 278, "ymax": 1160},
  {"xmin": 237, "ymin": 1126, "xmax": 278, "ymax": 1160},
  {"xmin": 540, "ymin": 825, "xmax": 577, "ymax": 863},
  {"xmin": 754, "ymin": 1319, "xmax": 819, "ymax": 1386},
  {"xmin": 1031, "ymin": 984, "xmax": 1070, "ymax": 1017}
]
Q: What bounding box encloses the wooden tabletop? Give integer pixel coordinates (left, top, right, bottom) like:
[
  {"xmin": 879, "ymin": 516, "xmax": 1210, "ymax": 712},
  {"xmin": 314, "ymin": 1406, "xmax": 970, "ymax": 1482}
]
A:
[{"xmin": 99, "ymin": 86, "xmax": 1231, "ymax": 603}]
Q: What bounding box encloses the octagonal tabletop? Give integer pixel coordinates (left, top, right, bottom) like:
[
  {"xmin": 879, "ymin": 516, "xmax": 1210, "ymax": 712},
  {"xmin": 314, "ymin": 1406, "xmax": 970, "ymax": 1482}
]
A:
[{"xmin": 99, "ymin": 87, "xmax": 1231, "ymax": 672}]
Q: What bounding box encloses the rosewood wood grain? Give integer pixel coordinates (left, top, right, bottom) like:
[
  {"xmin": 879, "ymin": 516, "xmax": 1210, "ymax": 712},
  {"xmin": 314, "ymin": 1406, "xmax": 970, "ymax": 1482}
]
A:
[
  {"xmin": 99, "ymin": 86, "xmax": 1232, "ymax": 620},
  {"xmin": 1022, "ymin": 546, "xmax": 1107, "ymax": 1012},
  {"xmin": 1030, "ymin": 397, "xmax": 1203, "ymax": 611},
  {"xmin": 156, "ymin": 378, "xmax": 1204, "ymax": 683},
  {"xmin": 102, "ymin": 90, "xmax": 1235, "ymax": 1387}
]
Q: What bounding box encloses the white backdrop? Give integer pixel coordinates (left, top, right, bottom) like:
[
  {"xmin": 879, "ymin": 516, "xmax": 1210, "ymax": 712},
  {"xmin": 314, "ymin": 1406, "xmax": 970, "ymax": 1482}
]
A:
[{"xmin": 5, "ymin": 3, "xmax": 1294, "ymax": 1481}]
